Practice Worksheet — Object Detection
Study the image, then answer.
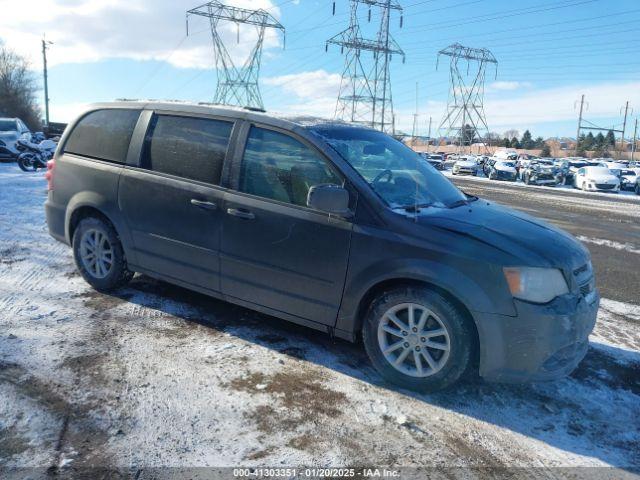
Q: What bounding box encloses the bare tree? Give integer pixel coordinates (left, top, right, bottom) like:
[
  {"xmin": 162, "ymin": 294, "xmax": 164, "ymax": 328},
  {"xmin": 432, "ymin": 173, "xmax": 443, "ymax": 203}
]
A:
[
  {"xmin": 0, "ymin": 43, "xmax": 41, "ymax": 129},
  {"xmin": 503, "ymin": 129, "xmax": 519, "ymax": 141}
]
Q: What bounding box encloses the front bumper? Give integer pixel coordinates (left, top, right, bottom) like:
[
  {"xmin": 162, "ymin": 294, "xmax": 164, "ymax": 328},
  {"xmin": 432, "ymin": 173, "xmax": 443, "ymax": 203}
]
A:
[
  {"xmin": 473, "ymin": 290, "xmax": 599, "ymax": 383},
  {"xmin": 494, "ymin": 171, "xmax": 517, "ymax": 181},
  {"xmin": 584, "ymin": 183, "xmax": 619, "ymax": 192},
  {"xmin": 453, "ymin": 168, "xmax": 476, "ymax": 175}
]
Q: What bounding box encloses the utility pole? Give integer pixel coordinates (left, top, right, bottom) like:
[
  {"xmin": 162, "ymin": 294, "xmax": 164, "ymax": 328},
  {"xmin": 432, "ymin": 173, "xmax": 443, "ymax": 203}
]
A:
[
  {"xmin": 411, "ymin": 82, "xmax": 418, "ymax": 148},
  {"xmin": 632, "ymin": 118, "xmax": 638, "ymax": 163},
  {"xmin": 42, "ymin": 37, "xmax": 53, "ymax": 127},
  {"xmin": 575, "ymin": 94, "xmax": 585, "ymax": 156},
  {"xmin": 620, "ymin": 101, "xmax": 630, "ymax": 159},
  {"xmin": 427, "ymin": 116, "xmax": 432, "ymax": 152}
]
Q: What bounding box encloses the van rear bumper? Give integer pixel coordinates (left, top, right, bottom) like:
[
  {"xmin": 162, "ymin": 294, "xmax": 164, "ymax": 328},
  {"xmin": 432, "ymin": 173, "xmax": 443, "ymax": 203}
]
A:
[
  {"xmin": 473, "ymin": 291, "xmax": 599, "ymax": 383},
  {"xmin": 45, "ymin": 197, "xmax": 68, "ymax": 245}
]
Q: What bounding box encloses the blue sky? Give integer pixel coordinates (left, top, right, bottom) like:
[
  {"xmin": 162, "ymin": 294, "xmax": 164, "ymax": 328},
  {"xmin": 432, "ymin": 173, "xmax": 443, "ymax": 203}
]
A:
[{"xmin": 2, "ymin": 0, "xmax": 639, "ymax": 138}]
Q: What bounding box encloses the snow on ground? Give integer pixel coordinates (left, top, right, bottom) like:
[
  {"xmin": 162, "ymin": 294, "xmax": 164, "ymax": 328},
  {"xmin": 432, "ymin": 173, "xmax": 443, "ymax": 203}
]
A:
[
  {"xmin": 0, "ymin": 163, "xmax": 639, "ymax": 474},
  {"xmin": 577, "ymin": 236, "xmax": 640, "ymax": 255}
]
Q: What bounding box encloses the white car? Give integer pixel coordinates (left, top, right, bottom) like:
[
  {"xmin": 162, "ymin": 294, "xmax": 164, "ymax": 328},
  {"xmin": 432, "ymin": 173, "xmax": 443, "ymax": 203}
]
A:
[
  {"xmin": 574, "ymin": 166, "xmax": 620, "ymax": 193},
  {"xmin": 452, "ymin": 158, "xmax": 477, "ymax": 175},
  {"xmin": 0, "ymin": 117, "xmax": 31, "ymax": 160},
  {"xmin": 620, "ymin": 168, "xmax": 640, "ymax": 191}
]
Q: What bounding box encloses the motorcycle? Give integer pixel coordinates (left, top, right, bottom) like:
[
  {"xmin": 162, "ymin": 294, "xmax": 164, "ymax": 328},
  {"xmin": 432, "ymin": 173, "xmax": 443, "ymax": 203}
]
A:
[{"xmin": 16, "ymin": 137, "xmax": 57, "ymax": 172}]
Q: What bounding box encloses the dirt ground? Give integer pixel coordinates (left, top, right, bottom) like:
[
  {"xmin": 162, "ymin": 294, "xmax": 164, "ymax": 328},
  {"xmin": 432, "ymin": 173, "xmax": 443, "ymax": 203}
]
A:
[{"xmin": 1, "ymin": 164, "xmax": 639, "ymax": 478}]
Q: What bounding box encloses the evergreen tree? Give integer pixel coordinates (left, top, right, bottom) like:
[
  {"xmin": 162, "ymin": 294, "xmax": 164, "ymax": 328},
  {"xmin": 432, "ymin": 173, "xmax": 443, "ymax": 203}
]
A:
[
  {"xmin": 595, "ymin": 132, "xmax": 606, "ymax": 148},
  {"xmin": 584, "ymin": 132, "xmax": 595, "ymax": 150},
  {"xmin": 606, "ymin": 129, "xmax": 616, "ymax": 146},
  {"xmin": 510, "ymin": 137, "xmax": 520, "ymax": 149},
  {"xmin": 540, "ymin": 143, "xmax": 551, "ymax": 157},
  {"xmin": 521, "ymin": 130, "xmax": 534, "ymax": 149},
  {"xmin": 534, "ymin": 136, "xmax": 544, "ymax": 148},
  {"xmin": 501, "ymin": 137, "xmax": 510, "ymax": 147}
]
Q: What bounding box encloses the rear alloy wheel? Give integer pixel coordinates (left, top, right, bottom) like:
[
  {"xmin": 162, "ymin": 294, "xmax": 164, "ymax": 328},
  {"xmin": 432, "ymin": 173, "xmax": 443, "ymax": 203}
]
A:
[
  {"xmin": 362, "ymin": 287, "xmax": 472, "ymax": 392},
  {"xmin": 73, "ymin": 217, "xmax": 133, "ymax": 291}
]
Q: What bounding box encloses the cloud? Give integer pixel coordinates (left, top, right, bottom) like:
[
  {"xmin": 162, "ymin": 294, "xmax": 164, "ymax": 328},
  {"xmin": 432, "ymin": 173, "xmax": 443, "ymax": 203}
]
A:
[
  {"xmin": 263, "ymin": 70, "xmax": 342, "ymax": 100},
  {"xmin": 488, "ymin": 81, "xmax": 532, "ymax": 91},
  {"xmin": 0, "ymin": 0, "xmax": 284, "ymax": 69},
  {"xmin": 484, "ymin": 81, "xmax": 640, "ymax": 130}
]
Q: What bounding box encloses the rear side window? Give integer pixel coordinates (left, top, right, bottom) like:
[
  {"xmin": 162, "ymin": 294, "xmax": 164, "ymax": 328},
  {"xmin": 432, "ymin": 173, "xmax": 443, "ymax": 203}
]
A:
[
  {"xmin": 141, "ymin": 115, "xmax": 233, "ymax": 185},
  {"xmin": 239, "ymin": 126, "xmax": 342, "ymax": 207},
  {"xmin": 64, "ymin": 109, "xmax": 140, "ymax": 163}
]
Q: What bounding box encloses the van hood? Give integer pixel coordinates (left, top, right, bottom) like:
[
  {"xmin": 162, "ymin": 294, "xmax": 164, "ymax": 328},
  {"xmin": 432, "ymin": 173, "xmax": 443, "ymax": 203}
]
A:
[{"xmin": 415, "ymin": 200, "xmax": 588, "ymax": 270}]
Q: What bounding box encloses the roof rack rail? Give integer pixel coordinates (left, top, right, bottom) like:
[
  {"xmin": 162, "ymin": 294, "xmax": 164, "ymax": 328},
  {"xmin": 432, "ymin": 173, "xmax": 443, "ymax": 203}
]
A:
[{"xmin": 244, "ymin": 106, "xmax": 266, "ymax": 113}]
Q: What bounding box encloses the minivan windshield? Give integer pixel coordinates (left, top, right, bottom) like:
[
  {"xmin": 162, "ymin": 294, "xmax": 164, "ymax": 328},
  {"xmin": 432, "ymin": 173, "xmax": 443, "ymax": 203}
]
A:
[
  {"xmin": 311, "ymin": 126, "xmax": 467, "ymax": 209},
  {"xmin": 0, "ymin": 119, "xmax": 17, "ymax": 131}
]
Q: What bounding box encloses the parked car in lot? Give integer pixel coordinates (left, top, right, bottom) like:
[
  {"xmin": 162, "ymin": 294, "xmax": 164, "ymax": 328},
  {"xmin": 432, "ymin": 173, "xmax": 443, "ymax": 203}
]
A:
[
  {"xmin": 620, "ymin": 168, "xmax": 640, "ymax": 191},
  {"xmin": 555, "ymin": 158, "xmax": 588, "ymax": 185},
  {"xmin": 574, "ymin": 166, "xmax": 620, "ymax": 193},
  {"xmin": 0, "ymin": 117, "xmax": 31, "ymax": 160},
  {"xmin": 419, "ymin": 153, "xmax": 445, "ymax": 170},
  {"xmin": 521, "ymin": 159, "xmax": 558, "ymax": 186},
  {"xmin": 45, "ymin": 102, "xmax": 600, "ymax": 392},
  {"xmin": 452, "ymin": 157, "xmax": 477, "ymax": 175},
  {"xmin": 488, "ymin": 160, "xmax": 517, "ymax": 181}
]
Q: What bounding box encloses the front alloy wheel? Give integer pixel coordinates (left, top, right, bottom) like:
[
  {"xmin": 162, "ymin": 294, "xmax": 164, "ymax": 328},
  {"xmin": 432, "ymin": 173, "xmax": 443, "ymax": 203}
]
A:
[
  {"xmin": 378, "ymin": 303, "xmax": 450, "ymax": 377},
  {"xmin": 362, "ymin": 287, "xmax": 472, "ymax": 392}
]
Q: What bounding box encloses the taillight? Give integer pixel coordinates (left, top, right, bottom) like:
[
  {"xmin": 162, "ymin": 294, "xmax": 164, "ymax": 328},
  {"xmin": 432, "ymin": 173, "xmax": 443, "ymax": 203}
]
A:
[{"xmin": 45, "ymin": 159, "xmax": 55, "ymax": 191}]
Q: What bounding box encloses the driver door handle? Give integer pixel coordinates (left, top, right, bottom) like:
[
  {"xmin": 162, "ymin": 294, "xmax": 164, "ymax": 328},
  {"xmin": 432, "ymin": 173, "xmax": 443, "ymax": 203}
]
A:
[
  {"xmin": 227, "ymin": 208, "xmax": 255, "ymax": 220},
  {"xmin": 190, "ymin": 199, "xmax": 218, "ymax": 211}
]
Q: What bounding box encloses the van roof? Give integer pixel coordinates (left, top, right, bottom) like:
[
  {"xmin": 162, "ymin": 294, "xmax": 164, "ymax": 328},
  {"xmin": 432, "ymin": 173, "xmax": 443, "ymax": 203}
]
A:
[{"xmin": 84, "ymin": 100, "xmax": 357, "ymax": 131}]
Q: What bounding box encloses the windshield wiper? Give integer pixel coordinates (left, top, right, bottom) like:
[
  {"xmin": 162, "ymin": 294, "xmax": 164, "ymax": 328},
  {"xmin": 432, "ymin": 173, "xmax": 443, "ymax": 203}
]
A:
[
  {"xmin": 403, "ymin": 203, "xmax": 432, "ymax": 212},
  {"xmin": 448, "ymin": 199, "xmax": 469, "ymax": 208}
]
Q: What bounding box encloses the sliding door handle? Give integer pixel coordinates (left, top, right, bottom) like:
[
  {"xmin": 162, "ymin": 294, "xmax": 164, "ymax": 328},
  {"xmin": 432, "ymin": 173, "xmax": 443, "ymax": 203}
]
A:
[
  {"xmin": 190, "ymin": 199, "xmax": 218, "ymax": 211},
  {"xmin": 226, "ymin": 208, "xmax": 255, "ymax": 220}
]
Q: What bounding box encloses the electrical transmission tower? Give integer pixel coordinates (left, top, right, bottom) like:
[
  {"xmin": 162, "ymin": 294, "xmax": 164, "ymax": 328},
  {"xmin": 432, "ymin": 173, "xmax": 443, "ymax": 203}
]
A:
[
  {"xmin": 186, "ymin": 1, "xmax": 285, "ymax": 110},
  {"xmin": 437, "ymin": 43, "xmax": 497, "ymax": 152},
  {"xmin": 326, "ymin": 0, "xmax": 404, "ymax": 134}
]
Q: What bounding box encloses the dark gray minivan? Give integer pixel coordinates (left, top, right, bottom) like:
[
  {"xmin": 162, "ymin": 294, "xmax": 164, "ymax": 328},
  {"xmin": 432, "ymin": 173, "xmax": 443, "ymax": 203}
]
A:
[{"xmin": 45, "ymin": 102, "xmax": 599, "ymax": 391}]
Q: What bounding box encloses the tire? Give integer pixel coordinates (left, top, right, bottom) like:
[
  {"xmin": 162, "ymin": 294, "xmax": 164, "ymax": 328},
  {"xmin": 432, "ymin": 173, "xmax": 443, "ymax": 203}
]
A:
[
  {"xmin": 636, "ymin": 183, "xmax": 640, "ymax": 195},
  {"xmin": 362, "ymin": 286, "xmax": 473, "ymax": 392},
  {"xmin": 72, "ymin": 217, "xmax": 134, "ymax": 292},
  {"xmin": 17, "ymin": 153, "xmax": 37, "ymax": 172}
]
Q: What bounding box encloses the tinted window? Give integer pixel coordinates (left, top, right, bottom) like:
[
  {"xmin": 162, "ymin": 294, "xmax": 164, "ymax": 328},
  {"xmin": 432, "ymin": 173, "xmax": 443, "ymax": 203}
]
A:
[
  {"xmin": 142, "ymin": 115, "xmax": 233, "ymax": 184},
  {"xmin": 239, "ymin": 126, "xmax": 342, "ymax": 207},
  {"xmin": 0, "ymin": 119, "xmax": 17, "ymax": 131},
  {"xmin": 64, "ymin": 109, "xmax": 140, "ymax": 163}
]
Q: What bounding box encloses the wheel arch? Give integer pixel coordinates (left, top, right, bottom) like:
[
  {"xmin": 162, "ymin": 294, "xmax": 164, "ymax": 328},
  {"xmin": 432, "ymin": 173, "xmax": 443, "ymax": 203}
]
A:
[
  {"xmin": 351, "ymin": 277, "xmax": 480, "ymax": 369},
  {"xmin": 64, "ymin": 192, "xmax": 136, "ymax": 265}
]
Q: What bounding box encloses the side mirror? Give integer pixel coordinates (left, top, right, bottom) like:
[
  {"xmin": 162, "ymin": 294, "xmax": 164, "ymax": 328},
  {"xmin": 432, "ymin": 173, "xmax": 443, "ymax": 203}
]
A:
[{"xmin": 307, "ymin": 184, "xmax": 351, "ymax": 217}]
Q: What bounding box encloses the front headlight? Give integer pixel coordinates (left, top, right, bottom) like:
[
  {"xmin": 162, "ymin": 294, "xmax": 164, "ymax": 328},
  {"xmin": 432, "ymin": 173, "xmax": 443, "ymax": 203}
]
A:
[{"xmin": 503, "ymin": 267, "xmax": 569, "ymax": 304}]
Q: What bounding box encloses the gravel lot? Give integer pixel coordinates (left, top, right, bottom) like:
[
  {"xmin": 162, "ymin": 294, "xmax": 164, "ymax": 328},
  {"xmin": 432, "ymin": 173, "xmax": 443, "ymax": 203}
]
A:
[{"xmin": 0, "ymin": 164, "xmax": 639, "ymax": 477}]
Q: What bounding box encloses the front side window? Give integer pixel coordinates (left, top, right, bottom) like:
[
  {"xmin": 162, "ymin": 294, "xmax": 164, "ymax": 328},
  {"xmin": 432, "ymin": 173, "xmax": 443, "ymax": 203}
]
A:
[
  {"xmin": 142, "ymin": 115, "xmax": 233, "ymax": 184},
  {"xmin": 64, "ymin": 109, "xmax": 140, "ymax": 163},
  {"xmin": 239, "ymin": 126, "xmax": 342, "ymax": 207},
  {"xmin": 311, "ymin": 126, "xmax": 467, "ymax": 209}
]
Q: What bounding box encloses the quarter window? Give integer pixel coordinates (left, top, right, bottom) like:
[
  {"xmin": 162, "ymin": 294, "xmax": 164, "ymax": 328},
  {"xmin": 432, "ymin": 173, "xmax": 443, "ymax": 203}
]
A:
[
  {"xmin": 239, "ymin": 126, "xmax": 342, "ymax": 207},
  {"xmin": 141, "ymin": 115, "xmax": 233, "ymax": 185},
  {"xmin": 64, "ymin": 109, "xmax": 140, "ymax": 163}
]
